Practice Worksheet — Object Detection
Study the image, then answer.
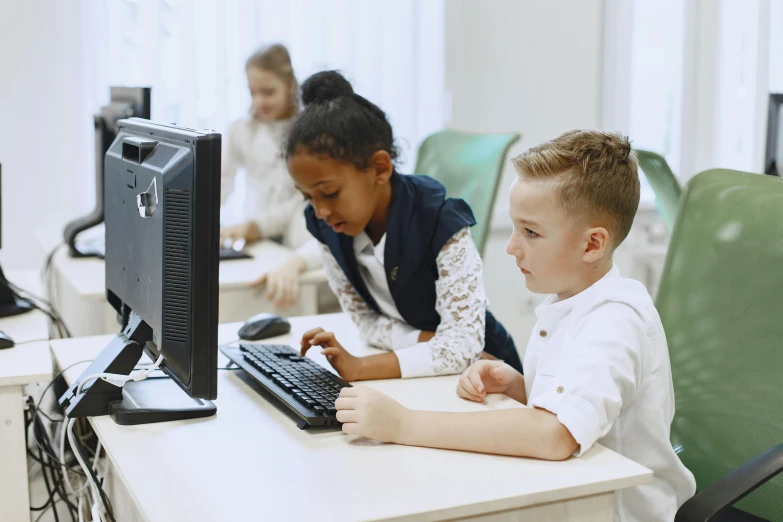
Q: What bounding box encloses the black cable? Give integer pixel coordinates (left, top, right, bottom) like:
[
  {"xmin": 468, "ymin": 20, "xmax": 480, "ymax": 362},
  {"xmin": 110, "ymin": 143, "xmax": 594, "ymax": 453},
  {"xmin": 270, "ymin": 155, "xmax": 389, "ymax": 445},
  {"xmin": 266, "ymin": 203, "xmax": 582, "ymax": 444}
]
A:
[
  {"xmin": 17, "ymin": 288, "xmax": 71, "ymax": 338},
  {"xmin": 10, "ymin": 337, "xmax": 50, "ymax": 347},
  {"xmin": 13, "ymin": 291, "xmax": 67, "ymax": 339},
  {"xmin": 33, "ymin": 407, "xmax": 75, "ymax": 522},
  {"xmin": 41, "ymin": 244, "xmax": 63, "ymax": 337},
  {"xmin": 35, "ymin": 359, "xmax": 93, "ymax": 425},
  {"xmin": 14, "ymin": 293, "xmax": 65, "ymax": 338},
  {"xmin": 36, "ymin": 443, "xmax": 58, "ymax": 521},
  {"xmin": 71, "ymin": 423, "xmax": 116, "ymax": 522},
  {"xmin": 33, "ymin": 499, "xmax": 65, "ymax": 522},
  {"xmin": 2, "ymin": 277, "xmax": 71, "ymax": 338},
  {"xmin": 30, "ymin": 401, "xmax": 79, "ymax": 520},
  {"xmin": 45, "ymin": 422, "xmax": 78, "ymax": 522},
  {"xmin": 26, "ymin": 360, "xmax": 93, "ymax": 473},
  {"xmin": 26, "ymin": 397, "xmax": 82, "ymax": 522}
]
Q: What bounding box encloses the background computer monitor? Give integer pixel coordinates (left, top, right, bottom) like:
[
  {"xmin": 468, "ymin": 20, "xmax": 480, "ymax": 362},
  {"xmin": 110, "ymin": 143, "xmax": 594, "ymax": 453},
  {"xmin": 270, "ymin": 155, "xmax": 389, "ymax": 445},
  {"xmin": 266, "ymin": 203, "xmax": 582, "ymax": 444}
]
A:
[
  {"xmin": 764, "ymin": 93, "xmax": 783, "ymax": 176},
  {"xmin": 60, "ymin": 117, "xmax": 221, "ymax": 424},
  {"xmin": 63, "ymin": 87, "xmax": 152, "ymax": 257},
  {"xmin": 0, "ymin": 164, "xmax": 35, "ymax": 318}
]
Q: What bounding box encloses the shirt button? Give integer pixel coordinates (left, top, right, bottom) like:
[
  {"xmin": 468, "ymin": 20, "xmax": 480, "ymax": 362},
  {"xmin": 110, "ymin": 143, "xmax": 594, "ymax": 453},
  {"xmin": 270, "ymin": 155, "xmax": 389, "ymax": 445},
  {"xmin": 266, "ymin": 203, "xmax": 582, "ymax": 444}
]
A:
[
  {"xmin": 539, "ymin": 330, "xmax": 547, "ymax": 337},
  {"xmin": 556, "ymin": 386, "xmax": 564, "ymax": 394}
]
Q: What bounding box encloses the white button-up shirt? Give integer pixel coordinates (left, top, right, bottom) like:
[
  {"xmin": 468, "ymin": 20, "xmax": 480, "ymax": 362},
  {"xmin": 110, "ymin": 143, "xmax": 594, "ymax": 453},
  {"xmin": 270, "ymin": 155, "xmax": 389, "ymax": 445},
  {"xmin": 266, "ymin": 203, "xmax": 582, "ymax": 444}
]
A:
[
  {"xmin": 353, "ymin": 231, "xmax": 422, "ymax": 349},
  {"xmin": 524, "ymin": 265, "xmax": 696, "ymax": 522}
]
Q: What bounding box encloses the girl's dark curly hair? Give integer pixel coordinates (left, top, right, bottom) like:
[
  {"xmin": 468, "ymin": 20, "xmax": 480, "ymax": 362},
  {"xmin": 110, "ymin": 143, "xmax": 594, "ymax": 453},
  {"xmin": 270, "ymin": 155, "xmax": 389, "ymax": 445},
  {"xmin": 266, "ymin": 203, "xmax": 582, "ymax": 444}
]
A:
[{"xmin": 285, "ymin": 70, "xmax": 399, "ymax": 169}]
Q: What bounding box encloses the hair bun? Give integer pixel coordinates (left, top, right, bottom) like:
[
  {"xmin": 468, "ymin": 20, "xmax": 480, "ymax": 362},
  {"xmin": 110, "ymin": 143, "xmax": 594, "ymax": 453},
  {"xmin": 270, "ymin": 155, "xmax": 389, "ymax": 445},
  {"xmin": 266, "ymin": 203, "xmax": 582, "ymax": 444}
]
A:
[{"xmin": 301, "ymin": 70, "xmax": 353, "ymax": 106}]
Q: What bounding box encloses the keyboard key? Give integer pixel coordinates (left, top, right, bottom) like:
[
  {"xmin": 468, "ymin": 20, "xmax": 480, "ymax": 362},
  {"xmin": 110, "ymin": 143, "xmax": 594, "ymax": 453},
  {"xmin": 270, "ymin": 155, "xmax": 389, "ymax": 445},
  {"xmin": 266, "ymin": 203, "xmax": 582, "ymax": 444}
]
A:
[{"xmin": 229, "ymin": 342, "xmax": 354, "ymax": 427}]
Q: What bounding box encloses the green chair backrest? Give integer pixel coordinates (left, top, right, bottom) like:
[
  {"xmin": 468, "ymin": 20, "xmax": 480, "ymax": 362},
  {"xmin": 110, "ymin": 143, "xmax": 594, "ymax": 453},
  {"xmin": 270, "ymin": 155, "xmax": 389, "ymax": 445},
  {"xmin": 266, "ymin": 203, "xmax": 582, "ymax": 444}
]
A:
[
  {"xmin": 634, "ymin": 149, "xmax": 682, "ymax": 232},
  {"xmin": 415, "ymin": 130, "xmax": 520, "ymax": 255},
  {"xmin": 656, "ymin": 169, "xmax": 783, "ymax": 520}
]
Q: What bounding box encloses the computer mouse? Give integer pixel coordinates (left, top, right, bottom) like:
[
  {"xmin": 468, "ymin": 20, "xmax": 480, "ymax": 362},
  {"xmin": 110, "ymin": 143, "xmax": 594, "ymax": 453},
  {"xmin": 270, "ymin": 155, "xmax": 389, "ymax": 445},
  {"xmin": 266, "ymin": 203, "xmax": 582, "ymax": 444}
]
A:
[
  {"xmin": 0, "ymin": 330, "xmax": 15, "ymax": 349},
  {"xmin": 238, "ymin": 313, "xmax": 291, "ymax": 341}
]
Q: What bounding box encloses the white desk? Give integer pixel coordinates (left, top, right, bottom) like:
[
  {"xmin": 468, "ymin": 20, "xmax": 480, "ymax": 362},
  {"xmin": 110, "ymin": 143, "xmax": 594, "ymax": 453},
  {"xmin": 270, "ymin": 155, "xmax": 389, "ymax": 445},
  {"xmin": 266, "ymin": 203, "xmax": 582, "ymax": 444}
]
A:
[
  {"xmin": 0, "ymin": 270, "xmax": 52, "ymax": 522},
  {"xmin": 51, "ymin": 314, "xmax": 652, "ymax": 522},
  {"xmin": 0, "ymin": 269, "xmax": 50, "ymax": 343},
  {"xmin": 42, "ymin": 234, "xmax": 326, "ymax": 337}
]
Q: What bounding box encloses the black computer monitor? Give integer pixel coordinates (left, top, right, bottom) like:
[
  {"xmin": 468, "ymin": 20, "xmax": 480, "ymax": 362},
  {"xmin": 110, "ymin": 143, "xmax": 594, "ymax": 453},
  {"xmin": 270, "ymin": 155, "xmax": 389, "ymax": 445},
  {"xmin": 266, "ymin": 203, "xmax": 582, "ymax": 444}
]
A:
[
  {"xmin": 0, "ymin": 164, "xmax": 34, "ymax": 318},
  {"xmin": 59, "ymin": 118, "xmax": 221, "ymax": 425},
  {"xmin": 764, "ymin": 93, "xmax": 783, "ymax": 176},
  {"xmin": 63, "ymin": 87, "xmax": 152, "ymax": 257}
]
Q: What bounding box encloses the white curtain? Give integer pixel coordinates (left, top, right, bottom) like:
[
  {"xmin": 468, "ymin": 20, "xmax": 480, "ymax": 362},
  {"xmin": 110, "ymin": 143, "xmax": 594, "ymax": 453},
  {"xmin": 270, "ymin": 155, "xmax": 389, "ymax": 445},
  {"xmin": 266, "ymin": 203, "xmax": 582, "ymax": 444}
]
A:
[
  {"xmin": 80, "ymin": 0, "xmax": 446, "ymax": 175},
  {"xmin": 603, "ymin": 0, "xmax": 779, "ymax": 180}
]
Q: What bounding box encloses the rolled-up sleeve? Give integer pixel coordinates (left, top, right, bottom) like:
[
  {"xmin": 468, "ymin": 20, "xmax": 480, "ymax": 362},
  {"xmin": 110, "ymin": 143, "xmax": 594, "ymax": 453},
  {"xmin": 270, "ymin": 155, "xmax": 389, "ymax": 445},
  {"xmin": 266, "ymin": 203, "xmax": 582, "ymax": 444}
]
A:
[{"xmin": 528, "ymin": 302, "xmax": 645, "ymax": 456}]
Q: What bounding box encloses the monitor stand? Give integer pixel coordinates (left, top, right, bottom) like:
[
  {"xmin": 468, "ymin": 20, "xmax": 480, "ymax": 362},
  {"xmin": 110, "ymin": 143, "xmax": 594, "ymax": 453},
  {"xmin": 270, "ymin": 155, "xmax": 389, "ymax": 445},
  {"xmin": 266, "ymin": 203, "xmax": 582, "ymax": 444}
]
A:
[
  {"xmin": 59, "ymin": 312, "xmax": 216, "ymax": 425},
  {"xmin": 0, "ymin": 265, "xmax": 34, "ymax": 318}
]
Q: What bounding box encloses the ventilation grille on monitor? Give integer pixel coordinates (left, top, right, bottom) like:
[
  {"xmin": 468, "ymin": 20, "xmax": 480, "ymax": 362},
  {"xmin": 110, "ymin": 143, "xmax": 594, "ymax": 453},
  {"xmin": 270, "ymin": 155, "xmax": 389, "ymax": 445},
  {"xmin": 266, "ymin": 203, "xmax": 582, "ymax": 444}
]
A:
[
  {"xmin": 144, "ymin": 144, "xmax": 178, "ymax": 169},
  {"xmin": 163, "ymin": 189, "xmax": 191, "ymax": 344}
]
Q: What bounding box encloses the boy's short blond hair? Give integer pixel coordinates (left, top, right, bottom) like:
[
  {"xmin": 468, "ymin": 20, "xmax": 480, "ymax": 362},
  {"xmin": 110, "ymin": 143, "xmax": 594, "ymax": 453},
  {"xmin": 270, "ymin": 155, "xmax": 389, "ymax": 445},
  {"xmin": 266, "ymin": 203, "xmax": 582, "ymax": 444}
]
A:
[{"xmin": 512, "ymin": 130, "xmax": 640, "ymax": 249}]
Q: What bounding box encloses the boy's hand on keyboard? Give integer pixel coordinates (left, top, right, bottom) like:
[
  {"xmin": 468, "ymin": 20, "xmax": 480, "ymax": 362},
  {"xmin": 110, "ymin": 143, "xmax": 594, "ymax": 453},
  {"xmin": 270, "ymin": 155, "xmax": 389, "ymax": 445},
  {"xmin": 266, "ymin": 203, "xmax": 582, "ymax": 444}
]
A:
[
  {"xmin": 335, "ymin": 386, "xmax": 408, "ymax": 443},
  {"xmin": 301, "ymin": 328, "xmax": 361, "ymax": 381},
  {"xmin": 457, "ymin": 360, "xmax": 519, "ymax": 403}
]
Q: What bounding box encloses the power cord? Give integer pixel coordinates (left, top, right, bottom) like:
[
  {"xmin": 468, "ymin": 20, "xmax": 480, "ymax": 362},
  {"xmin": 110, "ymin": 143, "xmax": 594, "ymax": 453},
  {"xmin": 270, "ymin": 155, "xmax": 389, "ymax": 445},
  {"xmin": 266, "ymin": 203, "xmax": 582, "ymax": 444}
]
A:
[
  {"xmin": 64, "ymin": 355, "xmax": 165, "ymax": 522},
  {"xmin": 76, "ymin": 354, "xmax": 164, "ymax": 396},
  {"xmin": 67, "ymin": 419, "xmax": 112, "ymax": 522},
  {"xmin": 25, "ymin": 357, "xmax": 120, "ymax": 522}
]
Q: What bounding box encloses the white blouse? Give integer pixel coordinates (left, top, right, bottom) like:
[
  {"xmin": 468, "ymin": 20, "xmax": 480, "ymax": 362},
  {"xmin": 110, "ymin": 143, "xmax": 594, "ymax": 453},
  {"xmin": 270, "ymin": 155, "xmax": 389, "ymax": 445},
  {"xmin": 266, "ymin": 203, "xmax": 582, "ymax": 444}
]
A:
[
  {"xmin": 319, "ymin": 226, "xmax": 486, "ymax": 378},
  {"xmin": 221, "ymin": 118, "xmax": 309, "ymax": 250}
]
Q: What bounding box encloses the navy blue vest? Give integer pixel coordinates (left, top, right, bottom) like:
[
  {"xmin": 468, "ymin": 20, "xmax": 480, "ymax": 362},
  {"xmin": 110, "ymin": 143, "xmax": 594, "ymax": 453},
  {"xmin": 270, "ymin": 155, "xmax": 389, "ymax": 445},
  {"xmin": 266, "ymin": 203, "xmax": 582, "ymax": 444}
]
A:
[{"xmin": 305, "ymin": 172, "xmax": 522, "ymax": 373}]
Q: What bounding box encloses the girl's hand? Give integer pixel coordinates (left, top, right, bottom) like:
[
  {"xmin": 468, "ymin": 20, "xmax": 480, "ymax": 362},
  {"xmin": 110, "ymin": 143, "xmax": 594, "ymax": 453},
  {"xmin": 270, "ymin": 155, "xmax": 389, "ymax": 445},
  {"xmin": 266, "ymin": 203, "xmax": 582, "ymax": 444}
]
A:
[
  {"xmin": 301, "ymin": 328, "xmax": 362, "ymax": 381},
  {"xmin": 252, "ymin": 255, "xmax": 307, "ymax": 308}
]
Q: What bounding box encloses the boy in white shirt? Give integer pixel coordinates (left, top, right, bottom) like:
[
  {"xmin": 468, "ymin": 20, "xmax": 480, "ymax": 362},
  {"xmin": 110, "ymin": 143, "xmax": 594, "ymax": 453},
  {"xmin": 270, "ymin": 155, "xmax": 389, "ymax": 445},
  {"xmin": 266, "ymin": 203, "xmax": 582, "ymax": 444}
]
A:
[{"xmin": 334, "ymin": 130, "xmax": 696, "ymax": 522}]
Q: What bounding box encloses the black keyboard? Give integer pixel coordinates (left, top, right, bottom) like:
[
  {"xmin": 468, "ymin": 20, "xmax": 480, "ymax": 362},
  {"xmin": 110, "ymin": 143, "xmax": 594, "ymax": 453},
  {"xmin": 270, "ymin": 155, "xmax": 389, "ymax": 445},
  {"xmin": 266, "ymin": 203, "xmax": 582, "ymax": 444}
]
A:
[
  {"xmin": 220, "ymin": 343, "xmax": 350, "ymax": 429},
  {"xmin": 219, "ymin": 247, "xmax": 252, "ymax": 261}
]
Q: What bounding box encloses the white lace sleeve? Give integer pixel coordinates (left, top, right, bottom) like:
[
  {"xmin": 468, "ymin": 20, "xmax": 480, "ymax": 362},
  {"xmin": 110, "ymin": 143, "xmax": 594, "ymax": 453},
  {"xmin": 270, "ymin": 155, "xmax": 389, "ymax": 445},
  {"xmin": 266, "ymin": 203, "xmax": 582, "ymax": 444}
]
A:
[
  {"xmin": 393, "ymin": 227, "xmax": 486, "ymax": 377},
  {"xmin": 318, "ymin": 244, "xmax": 396, "ymax": 350}
]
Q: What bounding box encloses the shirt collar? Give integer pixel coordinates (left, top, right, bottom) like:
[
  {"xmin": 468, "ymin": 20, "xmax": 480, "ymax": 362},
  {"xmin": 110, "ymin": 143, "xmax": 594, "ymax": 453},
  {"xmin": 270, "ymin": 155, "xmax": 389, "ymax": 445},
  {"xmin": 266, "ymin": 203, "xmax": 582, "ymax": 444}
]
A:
[
  {"xmin": 535, "ymin": 264, "xmax": 621, "ymax": 321},
  {"xmin": 354, "ymin": 231, "xmax": 387, "ymax": 259}
]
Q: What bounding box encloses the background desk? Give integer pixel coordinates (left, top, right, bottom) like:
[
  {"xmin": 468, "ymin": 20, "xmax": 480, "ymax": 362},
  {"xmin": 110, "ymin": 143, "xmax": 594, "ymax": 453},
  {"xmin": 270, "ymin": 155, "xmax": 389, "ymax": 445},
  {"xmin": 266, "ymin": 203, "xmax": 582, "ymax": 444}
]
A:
[
  {"xmin": 0, "ymin": 270, "xmax": 52, "ymax": 521},
  {"xmin": 39, "ymin": 230, "xmax": 329, "ymax": 337},
  {"xmin": 51, "ymin": 313, "xmax": 651, "ymax": 522}
]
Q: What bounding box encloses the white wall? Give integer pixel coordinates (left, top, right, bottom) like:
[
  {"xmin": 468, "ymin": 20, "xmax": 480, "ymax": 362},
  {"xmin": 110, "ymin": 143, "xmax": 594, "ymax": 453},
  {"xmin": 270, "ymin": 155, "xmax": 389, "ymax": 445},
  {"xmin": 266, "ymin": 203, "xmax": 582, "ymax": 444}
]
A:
[
  {"xmin": 445, "ymin": 0, "xmax": 604, "ymax": 224},
  {"xmin": 0, "ymin": 1, "xmax": 94, "ymax": 270},
  {"xmin": 444, "ymin": 0, "xmax": 605, "ymax": 346}
]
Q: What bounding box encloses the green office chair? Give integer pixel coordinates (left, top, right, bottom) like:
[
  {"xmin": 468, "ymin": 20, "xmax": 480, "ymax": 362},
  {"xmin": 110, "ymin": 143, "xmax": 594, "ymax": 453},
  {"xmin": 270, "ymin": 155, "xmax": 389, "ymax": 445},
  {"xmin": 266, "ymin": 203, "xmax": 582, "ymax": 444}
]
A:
[
  {"xmin": 415, "ymin": 130, "xmax": 520, "ymax": 255},
  {"xmin": 635, "ymin": 149, "xmax": 682, "ymax": 232},
  {"xmin": 655, "ymin": 169, "xmax": 783, "ymax": 521}
]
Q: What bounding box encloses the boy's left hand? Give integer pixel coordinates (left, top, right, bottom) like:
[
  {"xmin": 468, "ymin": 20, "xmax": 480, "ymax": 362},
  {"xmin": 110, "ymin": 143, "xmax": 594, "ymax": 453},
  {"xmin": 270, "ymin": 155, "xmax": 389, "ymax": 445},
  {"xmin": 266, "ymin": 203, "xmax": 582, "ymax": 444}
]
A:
[{"xmin": 335, "ymin": 386, "xmax": 409, "ymax": 443}]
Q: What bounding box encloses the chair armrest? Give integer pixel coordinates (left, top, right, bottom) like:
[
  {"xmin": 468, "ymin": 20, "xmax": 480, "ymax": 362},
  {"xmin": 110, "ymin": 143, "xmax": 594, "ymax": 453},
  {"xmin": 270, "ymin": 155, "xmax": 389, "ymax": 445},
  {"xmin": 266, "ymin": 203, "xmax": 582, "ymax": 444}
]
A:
[{"xmin": 675, "ymin": 444, "xmax": 783, "ymax": 522}]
